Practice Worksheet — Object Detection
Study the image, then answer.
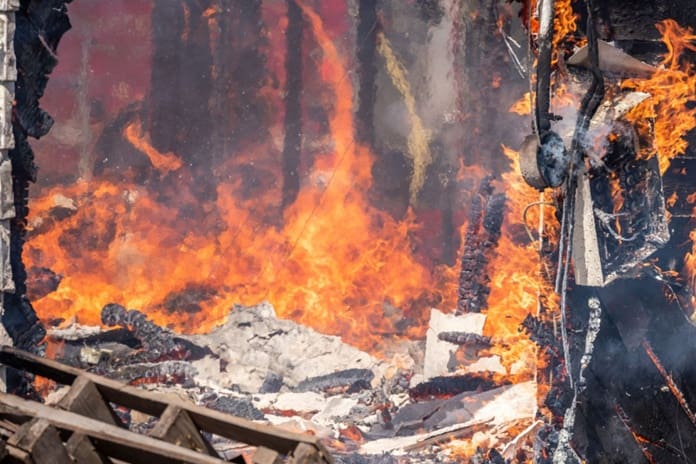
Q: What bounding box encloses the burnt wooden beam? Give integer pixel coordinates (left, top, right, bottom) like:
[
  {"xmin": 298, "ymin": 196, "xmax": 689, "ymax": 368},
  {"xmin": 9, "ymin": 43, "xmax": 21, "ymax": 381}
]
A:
[
  {"xmin": 456, "ymin": 176, "xmax": 505, "ymax": 313},
  {"xmin": 281, "ymin": 0, "xmax": 304, "ymax": 210},
  {"xmin": 57, "ymin": 375, "xmax": 124, "ymax": 427},
  {"xmin": 356, "ymin": 0, "xmax": 378, "ymax": 147},
  {"xmin": 4, "ymin": 0, "xmax": 73, "ymax": 374},
  {"xmin": 7, "ymin": 419, "xmax": 72, "ymax": 464},
  {"xmin": 65, "ymin": 433, "xmax": 111, "ymax": 464}
]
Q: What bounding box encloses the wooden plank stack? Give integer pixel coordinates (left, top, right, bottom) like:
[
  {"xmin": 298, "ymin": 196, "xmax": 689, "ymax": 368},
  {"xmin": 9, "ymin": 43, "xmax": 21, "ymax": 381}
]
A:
[{"xmin": 0, "ymin": 346, "xmax": 334, "ymax": 463}]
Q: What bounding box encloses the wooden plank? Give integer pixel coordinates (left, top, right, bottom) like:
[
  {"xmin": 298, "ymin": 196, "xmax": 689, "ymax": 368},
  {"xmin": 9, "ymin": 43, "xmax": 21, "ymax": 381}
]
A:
[
  {"xmin": 252, "ymin": 446, "xmax": 282, "ymax": 464},
  {"xmin": 0, "ymin": 393, "xmax": 228, "ymax": 464},
  {"xmin": 0, "ymin": 438, "xmax": 7, "ymax": 461},
  {"xmin": 0, "ymin": 346, "xmax": 332, "ymax": 461},
  {"xmin": 5, "ymin": 443, "xmax": 31, "ymax": 463},
  {"xmin": 150, "ymin": 405, "xmax": 218, "ymax": 456},
  {"xmin": 65, "ymin": 433, "xmax": 111, "ymax": 464},
  {"xmin": 7, "ymin": 419, "xmax": 72, "ymax": 464},
  {"xmin": 0, "ymin": 346, "xmax": 79, "ymax": 385},
  {"xmin": 290, "ymin": 443, "xmax": 323, "ymax": 464},
  {"xmin": 58, "ymin": 375, "xmax": 123, "ymax": 426}
]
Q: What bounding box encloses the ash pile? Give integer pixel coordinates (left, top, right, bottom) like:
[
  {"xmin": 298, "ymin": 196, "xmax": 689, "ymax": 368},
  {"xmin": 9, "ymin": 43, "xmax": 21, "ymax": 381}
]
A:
[{"xmin": 45, "ymin": 302, "xmax": 537, "ymax": 463}]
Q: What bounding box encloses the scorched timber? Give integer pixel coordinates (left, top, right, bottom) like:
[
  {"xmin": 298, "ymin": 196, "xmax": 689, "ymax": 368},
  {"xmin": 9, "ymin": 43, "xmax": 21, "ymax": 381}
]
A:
[
  {"xmin": 5, "ymin": 0, "xmax": 73, "ymax": 360},
  {"xmin": 456, "ymin": 176, "xmax": 505, "ymax": 314}
]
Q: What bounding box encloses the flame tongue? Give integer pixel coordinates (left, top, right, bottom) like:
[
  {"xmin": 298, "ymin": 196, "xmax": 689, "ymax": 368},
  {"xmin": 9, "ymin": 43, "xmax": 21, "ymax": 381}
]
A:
[
  {"xmin": 25, "ymin": 4, "xmax": 458, "ymax": 353},
  {"xmin": 622, "ymin": 20, "xmax": 696, "ymax": 174}
]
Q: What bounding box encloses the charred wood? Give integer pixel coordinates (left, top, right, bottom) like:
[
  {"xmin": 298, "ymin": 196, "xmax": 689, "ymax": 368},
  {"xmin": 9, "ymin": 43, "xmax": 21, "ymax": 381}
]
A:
[
  {"xmin": 437, "ymin": 331, "xmax": 491, "ymax": 348},
  {"xmin": 408, "ymin": 373, "xmax": 507, "ymax": 402},
  {"xmin": 100, "ymin": 303, "xmax": 212, "ymax": 363},
  {"xmin": 260, "ymin": 372, "xmax": 284, "ymax": 394},
  {"xmin": 295, "ymin": 368, "xmax": 374, "ymax": 394},
  {"xmin": 281, "ymin": 0, "xmax": 304, "ymax": 210},
  {"xmin": 4, "ymin": 0, "xmax": 72, "ymax": 393},
  {"xmin": 199, "ymin": 394, "xmax": 265, "ymax": 421},
  {"xmin": 103, "ymin": 360, "xmax": 197, "ymax": 387},
  {"xmin": 457, "ymin": 176, "xmax": 505, "ymax": 313}
]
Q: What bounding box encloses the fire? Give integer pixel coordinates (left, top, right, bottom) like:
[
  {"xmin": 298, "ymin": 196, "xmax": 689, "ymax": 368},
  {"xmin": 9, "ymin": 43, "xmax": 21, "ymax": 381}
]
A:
[
  {"xmin": 484, "ymin": 146, "xmax": 558, "ymax": 378},
  {"xmin": 622, "ymin": 20, "xmax": 696, "ymax": 174},
  {"xmin": 123, "ymin": 118, "xmax": 183, "ymax": 173},
  {"xmin": 25, "ymin": 3, "xmax": 457, "ymax": 352},
  {"xmin": 24, "ymin": 1, "xmax": 556, "ymax": 387},
  {"xmin": 684, "ymin": 229, "xmax": 696, "ymax": 315},
  {"xmin": 525, "ymin": 0, "xmax": 580, "ymax": 52},
  {"xmin": 509, "ymin": 92, "xmax": 532, "ymax": 116}
]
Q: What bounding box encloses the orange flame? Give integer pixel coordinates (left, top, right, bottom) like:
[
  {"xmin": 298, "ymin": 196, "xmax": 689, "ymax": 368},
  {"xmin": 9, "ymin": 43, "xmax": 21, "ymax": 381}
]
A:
[
  {"xmin": 124, "ymin": 118, "xmax": 183, "ymax": 173},
  {"xmin": 622, "ymin": 20, "xmax": 696, "ymax": 174},
  {"xmin": 25, "ymin": 2, "xmax": 557, "ymax": 386},
  {"xmin": 25, "ymin": 4, "xmax": 456, "ymax": 353}
]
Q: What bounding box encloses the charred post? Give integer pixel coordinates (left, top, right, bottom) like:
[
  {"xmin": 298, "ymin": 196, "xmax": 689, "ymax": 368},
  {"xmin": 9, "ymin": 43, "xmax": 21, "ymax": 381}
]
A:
[
  {"xmin": 356, "ymin": 0, "xmax": 378, "ymax": 147},
  {"xmin": 281, "ymin": 0, "xmax": 304, "ymax": 210},
  {"xmin": 456, "ymin": 176, "xmax": 505, "ymax": 313},
  {"xmin": 5, "ymin": 0, "xmax": 72, "ymax": 363}
]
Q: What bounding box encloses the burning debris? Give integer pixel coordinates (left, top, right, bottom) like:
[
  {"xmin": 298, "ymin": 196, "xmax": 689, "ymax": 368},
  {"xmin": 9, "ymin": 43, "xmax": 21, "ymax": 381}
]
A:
[
  {"xmin": 0, "ymin": 0, "xmax": 695, "ymax": 462},
  {"xmin": 38, "ymin": 303, "xmax": 538, "ymax": 461}
]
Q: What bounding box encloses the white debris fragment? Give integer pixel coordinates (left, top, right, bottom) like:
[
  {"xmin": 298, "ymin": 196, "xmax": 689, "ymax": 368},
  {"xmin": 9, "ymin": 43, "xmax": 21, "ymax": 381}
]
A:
[
  {"xmin": 311, "ymin": 396, "xmax": 359, "ymax": 426},
  {"xmin": 423, "ymin": 308, "xmax": 487, "ymax": 379},
  {"xmin": 360, "ymin": 381, "xmax": 536, "ymax": 455},
  {"xmin": 49, "ymin": 323, "xmax": 102, "ymax": 340},
  {"xmin": 464, "ymin": 355, "xmax": 506, "ymax": 375},
  {"xmin": 186, "ymin": 302, "xmax": 381, "ymax": 392},
  {"xmin": 273, "ymin": 392, "xmax": 327, "ymax": 413}
]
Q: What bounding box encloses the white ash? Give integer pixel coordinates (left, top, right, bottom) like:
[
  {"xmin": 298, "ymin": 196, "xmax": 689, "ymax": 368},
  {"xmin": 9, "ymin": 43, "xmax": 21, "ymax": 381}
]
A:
[
  {"xmin": 185, "ymin": 302, "xmax": 382, "ymax": 392},
  {"xmin": 423, "ymin": 308, "xmax": 487, "ymax": 379}
]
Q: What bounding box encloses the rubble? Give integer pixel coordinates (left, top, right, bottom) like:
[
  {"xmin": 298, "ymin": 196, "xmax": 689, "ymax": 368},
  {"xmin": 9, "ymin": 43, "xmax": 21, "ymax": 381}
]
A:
[
  {"xmin": 423, "ymin": 308, "xmax": 487, "ymax": 379},
  {"xmin": 185, "ymin": 302, "xmax": 382, "ymax": 392},
  {"xmin": 43, "ymin": 302, "xmax": 538, "ymax": 460}
]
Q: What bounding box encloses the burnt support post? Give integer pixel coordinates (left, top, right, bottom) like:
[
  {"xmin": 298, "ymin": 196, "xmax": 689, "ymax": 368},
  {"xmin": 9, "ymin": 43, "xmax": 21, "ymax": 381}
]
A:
[
  {"xmin": 456, "ymin": 176, "xmax": 505, "ymax": 313},
  {"xmin": 281, "ymin": 0, "xmax": 304, "ymax": 210},
  {"xmin": 2, "ymin": 0, "xmax": 72, "ymax": 393},
  {"xmin": 0, "ymin": 0, "xmax": 18, "ymax": 391},
  {"xmin": 356, "ymin": 0, "xmax": 378, "ymax": 147}
]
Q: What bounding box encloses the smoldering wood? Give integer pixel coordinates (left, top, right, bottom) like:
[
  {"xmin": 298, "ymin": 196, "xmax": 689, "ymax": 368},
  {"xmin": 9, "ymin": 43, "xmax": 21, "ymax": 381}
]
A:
[
  {"xmin": 199, "ymin": 393, "xmax": 265, "ymax": 421},
  {"xmin": 574, "ymin": 122, "xmax": 670, "ymax": 288},
  {"xmin": 4, "ymin": 0, "xmax": 72, "ymax": 371},
  {"xmin": 100, "ymin": 303, "xmax": 213, "ymax": 363},
  {"xmin": 437, "ymin": 331, "xmax": 491, "ymax": 348},
  {"xmin": 457, "ymin": 176, "xmax": 506, "ymax": 314},
  {"xmin": 295, "ymin": 369, "xmax": 374, "ymax": 394},
  {"xmin": 408, "ymin": 373, "xmax": 507, "ymax": 401}
]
